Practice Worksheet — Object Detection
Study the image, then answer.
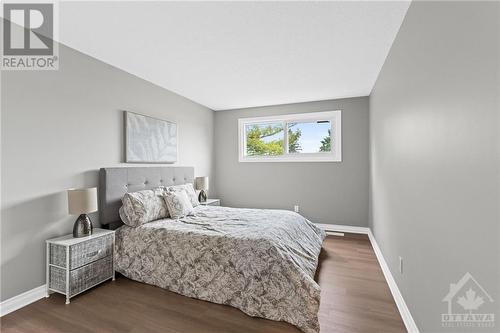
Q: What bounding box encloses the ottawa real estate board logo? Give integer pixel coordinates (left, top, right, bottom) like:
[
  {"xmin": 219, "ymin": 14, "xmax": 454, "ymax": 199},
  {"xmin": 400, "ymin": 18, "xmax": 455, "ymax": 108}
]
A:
[
  {"xmin": 1, "ymin": 2, "xmax": 59, "ymax": 70},
  {"xmin": 442, "ymin": 272, "xmax": 495, "ymax": 329}
]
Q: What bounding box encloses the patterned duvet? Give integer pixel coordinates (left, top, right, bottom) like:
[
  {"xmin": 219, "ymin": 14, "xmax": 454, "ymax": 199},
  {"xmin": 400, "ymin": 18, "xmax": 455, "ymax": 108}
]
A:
[{"xmin": 114, "ymin": 205, "xmax": 326, "ymax": 333}]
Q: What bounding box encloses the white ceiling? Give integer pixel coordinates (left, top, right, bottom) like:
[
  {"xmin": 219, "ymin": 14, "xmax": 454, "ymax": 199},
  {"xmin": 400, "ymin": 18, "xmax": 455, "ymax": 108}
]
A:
[{"xmin": 59, "ymin": 1, "xmax": 410, "ymax": 110}]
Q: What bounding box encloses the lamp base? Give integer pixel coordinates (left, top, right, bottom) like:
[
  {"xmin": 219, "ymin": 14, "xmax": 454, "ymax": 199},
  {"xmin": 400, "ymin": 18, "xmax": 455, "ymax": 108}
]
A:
[
  {"xmin": 198, "ymin": 190, "xmax": 207, "ymax": 203},
  {"xmin": 73, "ymin": 214, "xmax": 93, "ymax": 238}
]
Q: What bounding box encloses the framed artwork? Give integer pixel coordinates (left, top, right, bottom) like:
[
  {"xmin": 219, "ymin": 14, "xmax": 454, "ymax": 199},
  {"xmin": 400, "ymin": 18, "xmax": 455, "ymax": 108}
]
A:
[{"xmin": 125, "ymin": 111, "xmax": 177, "ymax": 163}]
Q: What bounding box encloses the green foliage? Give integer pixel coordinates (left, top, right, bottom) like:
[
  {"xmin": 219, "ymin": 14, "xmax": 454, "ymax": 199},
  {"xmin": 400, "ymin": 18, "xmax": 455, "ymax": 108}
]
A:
[
  {"xmin": 319, "ymin": 129, "xmax": 331, "ymax": 152},
  {"xmin": 245, "ymin": 124, "xmax": 302, "ymax": 156},
  {"xmin": 288, "ymin": 124, "xmax": 301, "ymax": 153},
  {"xmin": 246, "ymin": 124, "xmax": 284, "ymax": 156}
]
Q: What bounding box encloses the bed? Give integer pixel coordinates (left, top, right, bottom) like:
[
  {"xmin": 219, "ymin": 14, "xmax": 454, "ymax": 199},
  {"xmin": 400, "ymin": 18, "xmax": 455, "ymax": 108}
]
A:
[{"xmin": 99, "ymin": 167, "xmax": 326, "ymax": 333}]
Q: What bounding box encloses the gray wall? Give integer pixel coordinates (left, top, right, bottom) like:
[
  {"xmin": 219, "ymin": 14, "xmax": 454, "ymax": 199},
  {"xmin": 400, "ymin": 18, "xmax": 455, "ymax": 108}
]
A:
[
  {"xmin": 1, "ymin": 44, "xmax": 214, "ymax": 301},
  {"xmin": 370, "ymin": 2, "xmax": 499, "ymax": 332},
  {"xmin": 215, "ymin": 97, "xmax": 369, "ymax": 226}
]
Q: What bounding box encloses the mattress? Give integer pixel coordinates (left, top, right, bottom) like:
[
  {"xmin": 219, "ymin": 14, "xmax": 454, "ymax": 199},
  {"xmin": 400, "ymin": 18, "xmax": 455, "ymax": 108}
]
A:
[{"xmin": 114, "ymin": 205, "xmax": 326, "ymax": 333}]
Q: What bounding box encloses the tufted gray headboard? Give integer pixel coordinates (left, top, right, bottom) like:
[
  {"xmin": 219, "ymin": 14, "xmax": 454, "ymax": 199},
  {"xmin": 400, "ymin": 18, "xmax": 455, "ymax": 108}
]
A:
[{"xmin": 99, "ymin": 166, "xmax": 194, "ymax": 229}]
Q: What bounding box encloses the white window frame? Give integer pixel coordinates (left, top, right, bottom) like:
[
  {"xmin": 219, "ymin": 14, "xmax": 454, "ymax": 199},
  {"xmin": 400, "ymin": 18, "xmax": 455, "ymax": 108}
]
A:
[{"xmin": 238, "ymin": 110, "xmax": 342, "ymax": 162}]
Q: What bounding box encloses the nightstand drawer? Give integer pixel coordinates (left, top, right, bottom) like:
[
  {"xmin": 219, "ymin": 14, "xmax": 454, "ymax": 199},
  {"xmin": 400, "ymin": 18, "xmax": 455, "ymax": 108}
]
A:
[
  {"xmin": 50, "ymin": 234, "xmax": 113, "ymax": 269},
  {"xmin": 50, "ymin": 256, "xmax": 113, "ymax": 297}
]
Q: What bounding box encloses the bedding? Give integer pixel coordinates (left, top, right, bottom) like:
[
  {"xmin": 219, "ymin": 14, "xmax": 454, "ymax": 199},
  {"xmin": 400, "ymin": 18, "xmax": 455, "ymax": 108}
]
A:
[
  {"xmin": 118, "ymin": 206, "xmax": 131, "ymax": 226},
  {"xmin": 120, "ymin": 187, "xmax": 169, "ymax": 227},
  {"xmin": 163, "ymin": 190, "xmax": 195, "ymax": 218},
  {"xmin": 115, "ymin": 205, "xmax": 326, "ymax": 333},
  {"xmin": 167, "ymin": 183, "xmax": 200, "ymax": 207}
]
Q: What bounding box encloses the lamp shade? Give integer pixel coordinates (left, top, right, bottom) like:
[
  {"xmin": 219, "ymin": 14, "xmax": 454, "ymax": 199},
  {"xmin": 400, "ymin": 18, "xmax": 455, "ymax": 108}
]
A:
[
  {"xmin": 68, "ymin": 188, "xmax": 98, "ymax": 215},
  {"xmin": 195, "ymin": 177, "xmax": 209, "ymax": 191}
]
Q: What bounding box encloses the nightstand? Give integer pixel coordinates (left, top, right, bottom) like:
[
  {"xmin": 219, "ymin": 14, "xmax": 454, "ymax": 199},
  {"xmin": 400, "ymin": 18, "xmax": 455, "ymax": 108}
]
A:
[
  {"xmin": 199, "ymin": 199, "xmax": 221, "ymax": 206},
  {"xmin": 46, "ymin": 228, "xmax": 115, "ymax": 304}
]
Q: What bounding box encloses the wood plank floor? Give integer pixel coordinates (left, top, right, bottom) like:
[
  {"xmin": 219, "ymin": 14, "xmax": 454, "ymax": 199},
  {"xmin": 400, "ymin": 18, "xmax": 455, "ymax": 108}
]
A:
[{"xmin": 1, "ymin": 234, "xmax": 406, "ymax": 333}]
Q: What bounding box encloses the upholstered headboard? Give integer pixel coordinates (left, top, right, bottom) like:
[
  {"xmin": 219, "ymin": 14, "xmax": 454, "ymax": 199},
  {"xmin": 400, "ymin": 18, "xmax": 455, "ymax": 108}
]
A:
[{"xmin": 99, "ymin": 166, "xmax": 194, "ymax": 228}]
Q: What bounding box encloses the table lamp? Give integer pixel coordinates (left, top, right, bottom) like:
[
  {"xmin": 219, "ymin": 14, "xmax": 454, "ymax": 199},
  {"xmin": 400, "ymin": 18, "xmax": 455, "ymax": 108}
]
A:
[
  {"xmin": 68, "ymin": 187, "xmax": 98, "ymax": 238},
  {"xmin": 195, "ymin": 177, "xmax": 209, "ymax": 202}
]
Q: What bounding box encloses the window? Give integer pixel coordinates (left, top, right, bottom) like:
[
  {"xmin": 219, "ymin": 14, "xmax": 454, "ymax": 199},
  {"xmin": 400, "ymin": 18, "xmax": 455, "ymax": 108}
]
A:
[{"xmin": 238, "ymin": 110, "xmax": 341, "ymax": 162}]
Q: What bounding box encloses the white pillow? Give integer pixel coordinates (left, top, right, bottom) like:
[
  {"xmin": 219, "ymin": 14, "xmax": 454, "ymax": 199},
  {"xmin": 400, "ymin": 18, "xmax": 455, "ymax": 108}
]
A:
[
  {"xmin": 163, "ymin": 190, "xmax": 195, "ymax": 219},
  {"xmin": 168, "ymin": 183, "xmax": 200, "ymax": 207}
]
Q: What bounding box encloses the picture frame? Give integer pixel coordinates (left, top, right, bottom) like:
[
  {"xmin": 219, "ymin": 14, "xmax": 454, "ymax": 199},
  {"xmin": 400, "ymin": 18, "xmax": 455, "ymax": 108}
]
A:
[{"xmin": 125, "ymin": 111, "xmax": 177, "ymax": 163}]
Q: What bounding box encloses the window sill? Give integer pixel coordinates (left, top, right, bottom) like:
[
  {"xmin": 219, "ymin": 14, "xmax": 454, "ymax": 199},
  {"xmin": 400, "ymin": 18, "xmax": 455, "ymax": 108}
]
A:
[{"xmin": 239, "ymin": 156, "xmax": 342, "ymax": 163}]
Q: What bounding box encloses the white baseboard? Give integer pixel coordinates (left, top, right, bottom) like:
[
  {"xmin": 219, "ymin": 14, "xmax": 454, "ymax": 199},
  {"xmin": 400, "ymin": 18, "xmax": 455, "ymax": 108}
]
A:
[
  {"xmin": 314, "ymin": 223, "xmax": 370, "ymax": 234},
  {"xmin": 368, "ymin": 230, "xmax": 420, "ymax": 333},
  {"xmin": 316, "ymin": 223, "xmax": 419, "ymax": 333},
  {"xmin": 0, "ymin": 284, "xmax": 47, "ymax": 317}
]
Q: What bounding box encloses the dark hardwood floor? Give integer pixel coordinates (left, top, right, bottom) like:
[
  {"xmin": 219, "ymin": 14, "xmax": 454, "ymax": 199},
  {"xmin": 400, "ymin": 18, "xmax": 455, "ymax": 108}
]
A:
[{"xmin": 1, "ymin": 234, "xmax": 406, "ymax": 333}]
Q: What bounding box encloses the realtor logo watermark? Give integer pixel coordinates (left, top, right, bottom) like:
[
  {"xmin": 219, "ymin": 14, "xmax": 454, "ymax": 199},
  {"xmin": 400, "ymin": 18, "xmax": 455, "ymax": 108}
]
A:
[
  {"xmin": 442, "ymin": 272, "xmax": 495, "ymax": 329},
  {"xmin": 1, "ymin": 2, "xmax": 59, "ymax": 70}
]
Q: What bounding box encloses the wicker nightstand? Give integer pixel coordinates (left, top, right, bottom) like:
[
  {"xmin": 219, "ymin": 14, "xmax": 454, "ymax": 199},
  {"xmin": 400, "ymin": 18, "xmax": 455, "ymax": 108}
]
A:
[
  {"xmin": 199, "ymin": 199, "xmax": 221, "ymax": 206},
  {"xmin": 46, "ymin": 228, "xmax": 115, "ymax": 304}
]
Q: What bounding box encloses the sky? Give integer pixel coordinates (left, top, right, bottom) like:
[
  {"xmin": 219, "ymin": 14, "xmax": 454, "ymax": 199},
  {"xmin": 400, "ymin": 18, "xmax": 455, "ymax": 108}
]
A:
[{"xmin": 292, "ymin": 122, "xmax": 330, "ymax": 153}]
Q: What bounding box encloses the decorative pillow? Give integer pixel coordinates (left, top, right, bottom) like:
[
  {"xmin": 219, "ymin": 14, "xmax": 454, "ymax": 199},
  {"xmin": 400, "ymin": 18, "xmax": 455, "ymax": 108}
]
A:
[
  {"xmin": 168, "ymin": 183, "xmax": 200, "ymax": 207},
  {"xmin": 121, "ymin": 187, "xmax": 169, "ymax": 227},
  {"xmin": 163, "ymin": 190, "xmax": 195, "ymax": 219},
  {"xmin": 119, "ymin": 206, "xmax": 131, "ymax": 226}
]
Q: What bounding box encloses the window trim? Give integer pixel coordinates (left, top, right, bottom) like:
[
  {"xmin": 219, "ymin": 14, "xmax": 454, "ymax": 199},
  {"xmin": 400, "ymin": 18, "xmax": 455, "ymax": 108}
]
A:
[{"xmin": 238, "ymin": 110, "xmax": 342, "ymax": 163}]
